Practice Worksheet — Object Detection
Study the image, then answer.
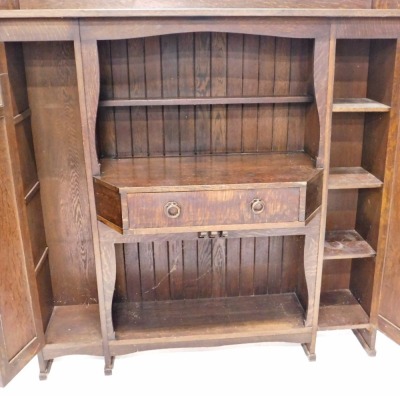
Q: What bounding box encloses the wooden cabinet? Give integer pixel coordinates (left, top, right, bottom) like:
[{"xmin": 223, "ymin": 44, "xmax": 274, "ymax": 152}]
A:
[{"xmin": 2, "ymin": 0, "xmax": 400, "ymax": 388}]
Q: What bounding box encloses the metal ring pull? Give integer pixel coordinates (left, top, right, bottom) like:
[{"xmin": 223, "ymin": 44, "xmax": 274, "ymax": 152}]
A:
[
  {"xmin": 251, "ymin": 198, "xmax": 265, "ymax": 214},
  {"xmin": 164, "ymin": 201, "xmax": 181, "ymax": 218}
]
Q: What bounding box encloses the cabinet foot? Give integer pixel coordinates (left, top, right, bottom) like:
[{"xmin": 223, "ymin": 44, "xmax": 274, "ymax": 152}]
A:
[
  {"xmin": 104, "ymin": 356, "xmax": 115, "ymax": 376},
  {"xmin": 353, "ymin": 329, "xmax": 377, "ymax": 357},
  {"xmin": 38, "ymin": 358, "xmax": 53, "ymax": 381},
  {"xmin": 301, "ymin": 343, "xmax": 316, "ymax": 361}
]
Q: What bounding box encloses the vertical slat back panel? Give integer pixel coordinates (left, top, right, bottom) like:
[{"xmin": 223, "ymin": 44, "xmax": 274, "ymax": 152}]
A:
[
  {"xmin": 97, "ymin": 33, "xmax": 312, "ymax": 158},
  {"xmin": 116, "ymin": 236, "xmax": 302, "ymax": 302}
]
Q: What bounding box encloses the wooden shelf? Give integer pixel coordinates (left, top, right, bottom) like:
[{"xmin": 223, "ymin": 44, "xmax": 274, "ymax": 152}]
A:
[
  {"xmin": 318, "ymin": 290, "xmax": 370, "ymax": 330},
  {"xmin": 110, "ymin": 294, "xmax": 310, "ymax": 352},
  {"xmin": 332, "ymin": 98, "xmax": 391, "ymax": 112},
  {"xmin": 328, "ymin": 167, "xmax": 383, "ymax": 190},
  {"xmin": 96, "ymin": 153, "xmax": 320, "ymax": 192},
  {"xmin": 42, "ymin": 305, "xmax": 103, "ymax": 360},
  {"xmin": 324, "ymin": 230, "xmax": 376, "ymax": 260},
  {"xmin": 99, "ymin": 95, "xmax": 314, "ymax": 107}
]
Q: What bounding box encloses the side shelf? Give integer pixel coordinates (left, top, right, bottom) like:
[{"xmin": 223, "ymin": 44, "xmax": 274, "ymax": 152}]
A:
[
  {"xmin": 328, "ymin": 167, "xmax": 383, "ymax": 190},
  {"xmin": 332, "ymin": 98, "xmax": 390, "ymax": 112},
  {"xmin": 324, "ymin": 230, "xmax": 376, "ymax": 260},
  {"xmin": 318, "ymin": 290, "xmax": 370, "ymax": 330}
]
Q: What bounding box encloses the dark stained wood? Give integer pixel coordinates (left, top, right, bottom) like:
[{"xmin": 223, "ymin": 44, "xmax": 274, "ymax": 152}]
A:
[
  {"xmin": 332, "ymin": 98, "xmax": 391, "ymax": 112},
  {"xmin": 324, "ymin": 230, "xmax": 376, "ymax": 260},
  {"xmin": 128, "ymin": 188, "xmax": 301, "ymax": 230},
  {"xmin": 19, "ymin": 0, "xmax": 374, "ymax": 10},
  {"xmin": 42, "ymin": 305, "xmax": 103, "ymax": 360},
  {"xmin": 99, "ymin": 95, "xmax": 313, "ymax": 107},
  {"xmin": 0, "ymin": 55, "xmax": 44, "ymax": 386},
  {"xmin": 93, "ymin": 180, "xmax": 123, "ymax": 231},
  {"xmin": 97, "ymin": 34, "xmax": 312, "ymax": 159},
  {"xmin": 328, "ymin": 167, "xmax": 383, "ymax": 190},
  {"xmin": 318, "ymin": 289, "xmax": 370, "ymax": 330},
  {"xmin": 96, "ymin": 153, "xmax": 320, "ymax": 191},
  {"xmin": 112, "ymin": 293, "xmax": 308, "ymax": 342},
  {"xmin": 24, "ymin": 42, "xmax": 98, "ymax": 305}
]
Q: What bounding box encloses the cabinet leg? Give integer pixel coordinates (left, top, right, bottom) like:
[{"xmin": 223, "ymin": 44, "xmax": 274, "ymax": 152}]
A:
[
  {"xmin": 104, "ymin": 356, "xmax": 115, "ymax": 376},
  {"xmin": 303, "ymin": 225, "xmax": 320, "ymax": 328},
  {"xmin": 38, "ymin": 352, "xmax": 53, "ymax": 381},
  {"xmin": 353, "ymin": 329, "xmax": 377, "ymax": 357},
  {"xmin": 301, "ymin": 343, "xmax": 316, "ymax": 362}
]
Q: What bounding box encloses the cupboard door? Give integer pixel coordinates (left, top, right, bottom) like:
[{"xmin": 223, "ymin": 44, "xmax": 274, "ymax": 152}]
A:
[
  {"xmin": 379, "ymin": 146, "xmax": 400, "ymax": 344},
  {"xmin": 0, "ymin": 59, "xmax": 45, "ymax": 386}
]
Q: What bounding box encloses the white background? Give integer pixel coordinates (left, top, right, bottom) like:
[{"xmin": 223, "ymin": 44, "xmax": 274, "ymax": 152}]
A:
[{"xmin": 2, "ymin": 330, "xmax": 399, "ymax": 395}]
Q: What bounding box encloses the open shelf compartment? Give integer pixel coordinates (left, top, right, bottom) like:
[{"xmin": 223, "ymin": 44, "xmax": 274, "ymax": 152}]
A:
[
  {"xmin": 109, "ymin": 294, "xmax": 312, "ymax": 353},
  {"xmin": 42, "ymin": 305, "xmax": 103, "ymax": 360},
  {"xmin": 318, "ymin": 289, "xmax": 370, "ymax": 330}
]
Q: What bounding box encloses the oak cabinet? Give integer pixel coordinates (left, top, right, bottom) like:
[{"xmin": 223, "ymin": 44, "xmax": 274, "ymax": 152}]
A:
[{"xmin": 1, "ymin": 0, "xmax": 400, "ymax": 387}]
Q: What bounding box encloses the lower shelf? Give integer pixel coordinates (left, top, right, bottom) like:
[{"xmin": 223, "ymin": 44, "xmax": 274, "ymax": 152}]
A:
[
  {"xmin": 110, "ymin": 294, "xmax": 311, "ymax": 354},
  {"xmin": 42, "ymin": 304, "xmax": 103, "ymax": 360},
  {"xmin": 318, "ymin": 290, "xmax": 370, "ymax": 331}
]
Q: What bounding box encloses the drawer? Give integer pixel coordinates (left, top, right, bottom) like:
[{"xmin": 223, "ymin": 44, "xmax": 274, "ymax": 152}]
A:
[{"xmin": 127, "ymin": 188, "xmax": 301, "ymax": 230}]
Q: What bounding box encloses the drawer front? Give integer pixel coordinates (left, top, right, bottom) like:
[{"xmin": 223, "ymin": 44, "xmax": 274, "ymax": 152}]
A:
[{"xmin": 127, "ymin": 188, "xmax": 301, "ymax": 230}]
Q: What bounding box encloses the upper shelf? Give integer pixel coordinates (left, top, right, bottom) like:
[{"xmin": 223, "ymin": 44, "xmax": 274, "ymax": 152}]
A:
[
  {"xmin": 328, "ymin": 167, "xmax": 383, "ymax": 190},
  {"xmin": 99, "ymin": 96, "xmax": 314, "ymax": 108},
  {"xmin": 95, "ymin": 153, "xmax": 320, "ymax": 192},
  {"xmin": 332, "ymin": 98, "xmax": 391, "ymax": 113}
]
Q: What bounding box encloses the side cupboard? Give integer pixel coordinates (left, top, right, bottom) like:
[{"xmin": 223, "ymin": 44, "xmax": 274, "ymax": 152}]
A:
[{"xmin": 1, "ymin": 0, "xmax": 400, "ymax": 387}]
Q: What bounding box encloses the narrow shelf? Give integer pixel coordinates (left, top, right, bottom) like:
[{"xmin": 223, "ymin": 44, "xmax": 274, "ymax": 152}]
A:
[
  {"xmin": 318, "ymin": 290, "xmax": 370, "ymax": 330},
  {"xmin": 332, "ymin": 98, "xmax": 390, "ymax": 113},
  {"xmin": 42, "ymin": 304, "xmax": 103, "ymax": 360},
  {"xmin": 111, "ymin": 294, "xmax": 309, "ymax": 348},
  {"xmin": 99, "ymin": 95, "xmax": 314, "ymax": 107},
  {"xmin": 324, "ymin": 230, "xmax": 376, "ymax": 260},
  {"xmin": 328, "ymin": 167, "xmax": 383, "ymax": 190},
  {"xmin": 96, "ymin": 152, "xmax": 320, "ymax": 192}
]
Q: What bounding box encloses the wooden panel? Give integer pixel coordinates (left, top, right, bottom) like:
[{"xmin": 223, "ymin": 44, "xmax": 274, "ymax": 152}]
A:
[
  {"xmin": 113, "ymin": 293, "xmax": 307, "ymax": 342},
  {"xmin": 0, "ymin": 0, "xmax": 19, "ymax": 9},
  {"xmin": 42, "ymin": 304, "xmax": 102, "ymax": 359},
  {"xmin": 96, "ymin": 153, "xmax": 320, "ymax": 191},
  {"xmin": 334, "ymin": 40, "xmax": 370, "ymax": 99},
  {"xmin": 24, "ymin": 42, "xmax": 97, "ymax": 304},
  {"xmin": 93, "ymin": 181, "xmax": 123, "ymax": 230},
  {"xmin": 321, "ymin": 260, "xmax": 351, "ymax": 291},
  {"xmin": 326, "ymin": 190, "xmax": 358, "ymax": 231},
  {"xmin": 117, "ymin": 235, "xmax": 301, "ymax": 302},
  {"xmin": 19, "ymin": 0, "xmax": 373, "ymax": 10},
  {"xmin": 5, "ymin": 43, "xmax": 28, "ymax": 116},
  {"xmin": 318, "ymin": 289, "xmax": 370, "ymax": 330},
  {"xmin": 197, "ymin": 238, "xmax": 212, "ymax": 299},
  {"xmin": 128, "ymin": 188, "xmax": 300, "ymax": 229},
  {"xmin": 372, "ymin": 0, "xmax": 400, "ymax": 8},
  {"xmin": 324, "ymin": 230, "xmax": 376, "ymax": 260},
  {"xmin": 331, "ymin": 113, "xmax": 365, "ymax": 168},
  {"xmin": 328, "ymin": 167, "xmax": 383, "ymax": 189},
  {"xmin": 332, "ymin": 98, "xmax": 390, "ymax": 112},
  {"xmin": 25, "ymin": 191, "xmax": 47, "ymax": 267},
  {"xmin": 0, "ymin": 67, "xmax": 46, "ymax": 385},
  {"xmin": 97, "ymin": 35, "xmax": 312, "ymax": 158},
  {"xmin": 15, "ymin": 118, "xmax": 37, "ymax": 197},
  {"xmin": 0, "ymin": 114, "xmax": 36, "ymax": 362},
  {"xmin": 35, "ymin": 255, "xmax": 53, "ymax": 329}
]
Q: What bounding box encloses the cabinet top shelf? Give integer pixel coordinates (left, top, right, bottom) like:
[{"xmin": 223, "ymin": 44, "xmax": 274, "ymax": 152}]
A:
[
  {"xmin": 95, "ymin": 153, "xmax": 320, "ymax": 192},
  {"xmin": 4, "ymin": 6, "xmax": 400, "ymax": 18}
]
